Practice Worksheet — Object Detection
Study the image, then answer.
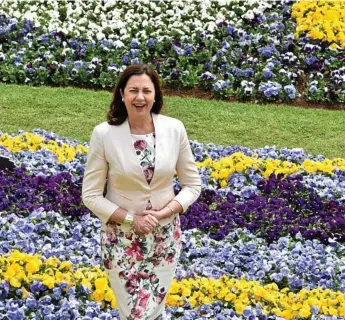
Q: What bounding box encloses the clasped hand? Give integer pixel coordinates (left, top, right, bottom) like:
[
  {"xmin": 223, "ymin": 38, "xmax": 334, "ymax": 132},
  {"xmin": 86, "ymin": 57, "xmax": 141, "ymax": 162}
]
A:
[
  {"xmin": 132, "ymin": 209, "xmax": 168, "ymax": 236},
  {"xmin": 132, "ymin": 213, "xmax": 159, "ymax": 236}
]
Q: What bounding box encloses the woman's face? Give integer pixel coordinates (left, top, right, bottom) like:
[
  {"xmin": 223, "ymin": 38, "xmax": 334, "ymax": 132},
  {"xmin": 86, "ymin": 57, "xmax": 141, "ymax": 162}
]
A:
[{"xmin": 121, "ymin": 74, "xmax": 156, "ymax": 121}]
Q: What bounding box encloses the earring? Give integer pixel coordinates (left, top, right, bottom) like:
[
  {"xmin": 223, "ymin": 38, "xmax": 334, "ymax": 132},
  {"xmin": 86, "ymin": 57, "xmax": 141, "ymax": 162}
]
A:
[
  {"xmin": 153, "ymin": 100, "xmax": 156, "ymax": 102},
  {"xmin": 122, "ymin": 98, "xmax": 124, "ymax": 102}
]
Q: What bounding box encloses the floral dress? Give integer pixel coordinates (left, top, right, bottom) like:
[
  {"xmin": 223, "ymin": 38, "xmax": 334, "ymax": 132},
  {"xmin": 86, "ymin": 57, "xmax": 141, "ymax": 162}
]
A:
[{"xmin": 101, "ymin": 132, "xmax": 182, "ymax": 320}]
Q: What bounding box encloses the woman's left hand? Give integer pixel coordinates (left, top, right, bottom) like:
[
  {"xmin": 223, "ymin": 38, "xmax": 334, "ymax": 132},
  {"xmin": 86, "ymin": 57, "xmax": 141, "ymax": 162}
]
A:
[{"xmin": 143, "ymin": 209, "xmax": 168, "ymax": 221}]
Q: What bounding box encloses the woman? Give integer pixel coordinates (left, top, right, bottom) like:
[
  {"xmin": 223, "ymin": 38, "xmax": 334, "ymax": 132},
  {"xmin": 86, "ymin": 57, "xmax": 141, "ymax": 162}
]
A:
[{"xmin": 82, "ymin": 64, "xmax": 201, "ymax": 320}]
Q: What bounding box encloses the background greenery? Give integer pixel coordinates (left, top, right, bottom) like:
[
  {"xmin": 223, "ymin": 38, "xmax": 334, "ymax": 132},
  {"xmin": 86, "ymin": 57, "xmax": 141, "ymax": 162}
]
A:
[{"xmin": 0, "ymin": 84, "xmax": 343, "ymax": 158}]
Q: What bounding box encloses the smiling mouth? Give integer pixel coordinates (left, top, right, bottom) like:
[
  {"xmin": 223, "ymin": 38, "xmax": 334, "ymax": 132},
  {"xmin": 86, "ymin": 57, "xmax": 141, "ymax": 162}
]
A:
[{"xmin": 133, "ymin": 104, "xmax": 146, "ymax": 109}]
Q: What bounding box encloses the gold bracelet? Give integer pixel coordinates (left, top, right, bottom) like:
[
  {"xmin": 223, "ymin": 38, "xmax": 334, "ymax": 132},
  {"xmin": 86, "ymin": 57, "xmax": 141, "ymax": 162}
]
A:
[
  {"xmin": 123, "ymin": 211, "xmax": 134, "ymax": 225},
  {"xmin": 165, "ymin": 205, "xmax": 174, "ymax": 217}
]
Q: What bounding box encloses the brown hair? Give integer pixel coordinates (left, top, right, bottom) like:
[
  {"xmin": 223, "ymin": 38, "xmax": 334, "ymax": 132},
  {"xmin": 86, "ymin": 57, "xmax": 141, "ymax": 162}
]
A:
[{"xmin": 107, "ymin": 64, "xmax": 163, "ymax": 125}]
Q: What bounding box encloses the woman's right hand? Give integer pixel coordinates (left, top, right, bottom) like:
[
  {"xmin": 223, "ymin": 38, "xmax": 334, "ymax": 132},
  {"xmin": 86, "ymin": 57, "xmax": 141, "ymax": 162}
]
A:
[{"xmin": 132, "ymin": 214, "xmax": 158, "ymax": 236}]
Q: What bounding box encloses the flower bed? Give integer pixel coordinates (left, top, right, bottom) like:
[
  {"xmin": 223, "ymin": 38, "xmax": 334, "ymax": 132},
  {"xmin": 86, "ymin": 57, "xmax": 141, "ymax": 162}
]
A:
[
  {"xmin": 1, "ymin": 130, "xmax": 345, "ymax": 319},
  {"xmin": 0, "ymin": 209, "xmax": 101, "ymax": 265},
  {"xmin": 0, "ymin": 168, "xmax": 87, "ymax": 217},
  {"xmin": 197, "ymin": 151, "xmax": 345, "ymax": 187},
  {"xmin": 183, "ymin": 174, "xmax": 345, "ymax": 242},
  {"xmin": 1, "ymin": 0, "xmax": 345, "ymax": 105},
  {"xmin": 168, "ymin": 275, "xmax": 345, "ymax": 319},
  {"xmin": 177, "ymin": 229, "xmax": 345, "ymax": 292}
]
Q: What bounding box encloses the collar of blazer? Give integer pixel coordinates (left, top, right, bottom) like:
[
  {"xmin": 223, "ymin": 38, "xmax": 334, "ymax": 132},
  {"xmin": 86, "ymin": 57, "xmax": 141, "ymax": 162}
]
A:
[{"xmin": 119, "ymin": 112, "xmax": 162, "ymax": 188}]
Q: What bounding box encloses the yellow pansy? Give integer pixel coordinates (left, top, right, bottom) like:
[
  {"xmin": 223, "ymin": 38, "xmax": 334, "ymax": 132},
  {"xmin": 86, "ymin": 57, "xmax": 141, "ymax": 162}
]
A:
[
  {"xmin": 26, "ymin": 259, "xmax": 42, "ymax": 274},
  {"xmin": 95, "ymin": 277, "xmax": 108, "ymax": 291},
  {"xmin": 292, "ymin": 0, "xmax": 345, "ymax": 48},
  {"xmin": 3, "ymin": 250, "xmax": 345, "ymax": 318},
  {"xmin": 42, "ymin": 275, "xmax": 55, "ymax": 289},
  {"xmin": 197, "ymin": 152, "xmax": 345, "ymax": 187},
  {"xmin": 167, "ymin": 275, "xmax": 345, "ymax": 318},
  {"xmin": 0, "ymin": 250, "xmax": 113, "ymax": 307},
  {"xmin": 45, "ymin": 257, "xmax": 60, "ymax": 268},
  {"xmin": 59, "ymin": 261, "xmax": 73, "ymax": 271},
  {"xmin": 10, "ymin": 277, "xmax": 22, "ymax": 288},
  {"xmin": 0, "ymin": 132, "xmax": 88, "ymax": 163},
  {"xmin": 22, "ymin": 287, "xmax": 29, "ymax": 298},
  {"xmin": 92, "ymin": 289, "xmax": 105, "ymax": 302}
]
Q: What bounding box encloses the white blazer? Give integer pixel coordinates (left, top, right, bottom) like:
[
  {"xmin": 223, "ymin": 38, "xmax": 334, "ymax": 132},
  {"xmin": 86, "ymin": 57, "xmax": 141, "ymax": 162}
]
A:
[{"xmin": 82, "ymin": 113, "xmax": 201, "ymax": 226}]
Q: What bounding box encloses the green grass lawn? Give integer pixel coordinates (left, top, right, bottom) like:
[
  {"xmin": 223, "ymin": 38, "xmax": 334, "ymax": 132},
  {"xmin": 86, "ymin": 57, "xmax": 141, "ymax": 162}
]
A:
[{"xmin": 0, "ymin": 84, "xmax": 344, "ymax": 158}]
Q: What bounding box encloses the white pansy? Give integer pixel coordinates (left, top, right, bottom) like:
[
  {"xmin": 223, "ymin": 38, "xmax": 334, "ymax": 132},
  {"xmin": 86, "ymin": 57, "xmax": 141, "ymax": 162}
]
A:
[
  {"xmin": 207, "ymin": 22, "xmax": 216, "ymax": 33},
  {"xmin": 114, "ymin": 40, "xmax": 125, "ymax": 48},
  {"xmin": 138, "ymin": 30, "xmax": 147, "ymax": 38},
  {"xmin": 217, "ymin": 0, "xmax": 231, "ymax": 5},
  {"xmin": 61, "ymin": 48, "xmax": 70, "ymax": 56},
  {"xmin": 104, "ymin": 0, "xmax": 116, "ymax": 7},
  {"xmin": 58, "ymin": 27, "xmax": 68, "ymax": 34},
  {"xmin": 12, "ymin": 10, "xmax": 21, "ymax": 18},
  {"xmin": 96, "ymin": 32, "xmax": 105, "ymax": 41},
  {"xmin": 1, "ymin": 0, "xmax": 274, "ymax": 42},
  {"xmin": 86, "ymin": 31, "xmax": 94, "ymax": 40},
  {"xmin": 243, "ymin": 10, "xmax": 255, "ymax": 20},
  {"xmin": 120, "ymin": 34, "xmax": 130, "ymax": 41},
  {"xmin": 22, "ymin": 12, "xmax": 37, "ymax": 20}
]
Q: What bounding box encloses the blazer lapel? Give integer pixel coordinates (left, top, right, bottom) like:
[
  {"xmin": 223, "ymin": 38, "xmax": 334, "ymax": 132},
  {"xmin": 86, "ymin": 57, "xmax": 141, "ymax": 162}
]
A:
[
  {"xmin": 121, "ymin": 118, "xmax": 148, "ymax": 185},
  {"xmin": 150, "ymin": 113, "xmax": 161, "ymax": 186}
]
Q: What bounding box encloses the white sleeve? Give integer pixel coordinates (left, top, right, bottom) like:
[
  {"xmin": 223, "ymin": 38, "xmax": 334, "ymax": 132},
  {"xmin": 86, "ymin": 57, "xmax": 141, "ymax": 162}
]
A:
[
  {"xmin": 173, "ymin": 122, "xmax": 201, "ymax": 212},
  {"xmin": 82, "ymin": 126, "xmax": 119, "ymax": 224}
]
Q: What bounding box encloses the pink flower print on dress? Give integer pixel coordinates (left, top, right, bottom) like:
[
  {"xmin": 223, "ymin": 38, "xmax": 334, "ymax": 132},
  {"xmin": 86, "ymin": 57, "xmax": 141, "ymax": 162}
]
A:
[
  {"xmin": 101, "ymin": 216, "xmax": 180, "ymax": 319},
  {"xmin": 154, "ymin": 242, "xmax": 166, "ymax": 257},
  {"xmin": 143, "ymin": 165, "xmax": 154, "ymax": 182},
  {"xmin": 137, "ymin": 271, "xmax": 150, "ymax": 279},
  {"xmin": 125, "ymin": 273, "xmax": 139, "ymax": 295},
  {"xmin": 125, "ymin": 240, "xmax": 143, "ymax": 261},
  {"xmin": 105, "ymin": 226, "xmax": 117, "ymax": 245},
  {"xmin": 129, "ymin": 305, "xmax": 145, "ymax": 320},
  {"xmin": 166, "ymin": 253, "xmax": 175, "ymax": 264},
  {"xmin": 174, "ymin": 228, "xmax": 181, "ymax": 240},
  {"xmin": 145, "ymin": 201, "xmax": 153, "ymax": 210},
  {"xmin": 152, "ymin": 258, "xmax": 160, "ymax": 267},
  {"xmin": 134, "ymin": 140, "xmax": 147, "ymax": 151},
  {"xmin": 157, "ymin": 288, "xmax": 167, "ymax": 305},
  {"xmin": 149, "ymin": 274, "xmax": 158, "ymax": 284},
  {"xmin": 137, "ymin": 287, "xmax": 151, "ymax": 308},
  {"xmin": 103, "ymin": 259, "xmax": 113, "ymax": 270}
]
